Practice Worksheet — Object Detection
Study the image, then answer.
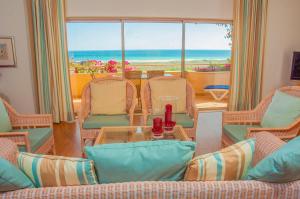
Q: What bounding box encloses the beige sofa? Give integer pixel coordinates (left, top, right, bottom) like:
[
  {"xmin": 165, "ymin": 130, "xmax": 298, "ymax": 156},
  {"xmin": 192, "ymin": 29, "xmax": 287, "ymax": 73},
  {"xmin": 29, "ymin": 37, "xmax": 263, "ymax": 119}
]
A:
[{"xmin": 1, "ymin": 132, "xmax": 300, "ymax": 199}]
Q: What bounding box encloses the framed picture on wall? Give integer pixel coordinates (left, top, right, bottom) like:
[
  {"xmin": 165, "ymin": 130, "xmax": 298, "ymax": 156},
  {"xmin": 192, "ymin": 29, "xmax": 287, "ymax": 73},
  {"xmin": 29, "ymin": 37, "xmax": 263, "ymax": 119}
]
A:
[{"xmin": 0, "ymin": 37, "xmax": 16, "ymax": 67}]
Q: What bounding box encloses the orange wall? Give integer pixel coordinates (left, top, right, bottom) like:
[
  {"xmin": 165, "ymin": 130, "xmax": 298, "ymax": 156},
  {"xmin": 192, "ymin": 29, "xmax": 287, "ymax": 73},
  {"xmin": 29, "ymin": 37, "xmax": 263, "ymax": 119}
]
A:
[
  {"xmin": 185, "ymin": 71, "xmax": 230, "ymax": 94},
  {"xmin": 70, "ymin": 71, "xmax": 230, "ymax": 98}
]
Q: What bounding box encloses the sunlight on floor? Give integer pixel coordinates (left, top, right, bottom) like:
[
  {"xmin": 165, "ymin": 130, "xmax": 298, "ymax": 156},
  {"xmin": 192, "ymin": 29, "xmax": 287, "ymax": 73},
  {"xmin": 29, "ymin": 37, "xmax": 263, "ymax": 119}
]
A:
[{"xmin": 195, "ymin": 94, "xmax": 228, "ymax": 110}]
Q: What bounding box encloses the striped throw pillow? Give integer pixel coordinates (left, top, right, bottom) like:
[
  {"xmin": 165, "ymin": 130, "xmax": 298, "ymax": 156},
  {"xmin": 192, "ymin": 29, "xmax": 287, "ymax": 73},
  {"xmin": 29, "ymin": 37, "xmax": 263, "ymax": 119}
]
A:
[
  {"xmin": 184, "ymin": 139, "xmax": 255, "ymax": 181},
  {"xmin": 18, "ymin": 153, "xmax": 98, "ymax": 187}
]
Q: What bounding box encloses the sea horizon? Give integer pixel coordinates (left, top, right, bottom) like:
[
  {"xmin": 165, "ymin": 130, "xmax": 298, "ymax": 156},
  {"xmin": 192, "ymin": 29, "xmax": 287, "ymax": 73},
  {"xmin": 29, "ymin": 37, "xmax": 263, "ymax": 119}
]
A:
[{"xmin": 68, "ymin": 49, "xmax": 231, "ymax": 62}]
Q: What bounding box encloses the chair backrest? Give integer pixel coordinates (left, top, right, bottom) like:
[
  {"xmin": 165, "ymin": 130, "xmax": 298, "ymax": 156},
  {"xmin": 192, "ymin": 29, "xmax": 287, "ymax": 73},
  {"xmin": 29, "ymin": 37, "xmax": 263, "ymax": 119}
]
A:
[
  {"xmin": 147, "ymin": 70, "xmax": 165, "ymax": 79},
  {"xmin": 141, "ymin": 76, "xmax": 195, "ymax": 115},
  {"xmin": 255, "ymin": 86, "xmax": 300, "ymax": 119},
  {"xmin": 124, "ymin": 71, "xmax": 142, "ymax": 79},
  {"xmin": 80, "ymin": 77, "xmax": 137, "ymax": 120}
]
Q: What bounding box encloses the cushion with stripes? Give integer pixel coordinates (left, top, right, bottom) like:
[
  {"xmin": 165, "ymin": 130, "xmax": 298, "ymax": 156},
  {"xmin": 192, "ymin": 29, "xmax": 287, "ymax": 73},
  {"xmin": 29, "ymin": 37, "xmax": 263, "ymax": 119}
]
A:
[
  {"xmin": 184, "ymin": 139, "xmax": 255, "ymax": 181},
  {"xmin": 17, "ymin": 153, "xmax": 98, "ymax": 187}
]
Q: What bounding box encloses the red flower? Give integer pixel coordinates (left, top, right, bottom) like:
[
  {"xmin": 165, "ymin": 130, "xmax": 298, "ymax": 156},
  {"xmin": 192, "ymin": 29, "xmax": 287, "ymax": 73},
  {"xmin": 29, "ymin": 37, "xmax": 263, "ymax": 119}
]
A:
[
  {"xmin": 125, "ymin": 61, "xmax": 130, "ymax": 65},
  {"xmin": 106, "ymin": 65, "xmax": 117, "ymax": 73},
  {"xmin": 125, "ymin": 66, "xmax": 136, "ymax": 72},
  {"xmin": 108, "ymin": 60, "xmax": 117, "ymax": 65}
]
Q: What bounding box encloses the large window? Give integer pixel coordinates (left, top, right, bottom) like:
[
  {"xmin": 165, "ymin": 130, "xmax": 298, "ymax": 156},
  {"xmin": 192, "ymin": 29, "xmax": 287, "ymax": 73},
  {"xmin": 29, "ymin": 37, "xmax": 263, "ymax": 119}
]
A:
[
  {"xmin": 67, "ymin": 22, "xmax": 122, "ymax": 79},
  {"xmin": 124, "ymin": 22, "xmax": 182, "ymax": 72},
  {"xmin": 185, "ymin": 23, "xmax": 231, "ymax": 72},
  {"xmin": 66, "ymin": 20, "xmax": 232, "ymax": 111}
]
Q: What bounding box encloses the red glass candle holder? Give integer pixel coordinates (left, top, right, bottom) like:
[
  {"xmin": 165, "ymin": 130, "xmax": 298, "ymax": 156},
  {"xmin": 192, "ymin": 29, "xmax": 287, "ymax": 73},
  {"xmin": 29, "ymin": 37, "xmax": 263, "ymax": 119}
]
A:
[{"xmin": 152, "ymin": 117, "xmax": 163, "ymax": 135}]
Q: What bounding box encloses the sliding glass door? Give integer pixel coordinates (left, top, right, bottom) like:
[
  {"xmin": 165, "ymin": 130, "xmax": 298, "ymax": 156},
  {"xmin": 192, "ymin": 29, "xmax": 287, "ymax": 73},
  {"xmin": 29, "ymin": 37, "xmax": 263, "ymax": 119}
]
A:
[
  {"xmin": 124, "ymin": 22, "xmax": 182, "ymax": 74},
  {"xmin": 66, "ymin": 20, "xmax": 232, "ymax": 112}
]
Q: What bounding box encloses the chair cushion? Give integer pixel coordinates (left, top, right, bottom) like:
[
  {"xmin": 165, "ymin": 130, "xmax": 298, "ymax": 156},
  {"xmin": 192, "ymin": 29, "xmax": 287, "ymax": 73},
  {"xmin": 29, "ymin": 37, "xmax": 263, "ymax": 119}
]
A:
[
  {"xmin": 223, "ymin": 125, "xmax": 261, "ymax": 143},
  {"xmin": 184, "ymin": 139, "xmax": 255, "ymax": 181},
  {"xmin": 261, "ymin": 90, "xmax": 300, "ymax": 128},
  {"xmin": 11, "ymin": 128, "xmax": 52, "ymax": 152},
  {"xmin": 18, "ymin": 153, "xmax": 98, "ymax": 187},
  {"xmin": 149, "ymin": 78, "xmax": 187, "ymax": 114},
  {"xmin": 247, "ymin": 136, "xmax": 300, "ymax": 183},
  {"xmin": 90, "ymin": 80, "xmax": 127, "ymax": 115},
  {"xmin": 147, "ymin": 114, "xmax": 194, "ymax": 128},
  {"xmin": 0, "ymin": 157, "xmax": 35, "ymax": 192},
  {"xmin": 83, "ymin": 115, "xmax": 130, "ymax": 129},
  {"xmin": 0, "ymin": 100, "xmax": 12, "ymax": 132},
  {"xmin": 204, "ymin": 85, "xmax": 229, "ymax": 90},
  {"xmin": 85, "ymin": 140, "xmax": 195, "ymax": 183}
]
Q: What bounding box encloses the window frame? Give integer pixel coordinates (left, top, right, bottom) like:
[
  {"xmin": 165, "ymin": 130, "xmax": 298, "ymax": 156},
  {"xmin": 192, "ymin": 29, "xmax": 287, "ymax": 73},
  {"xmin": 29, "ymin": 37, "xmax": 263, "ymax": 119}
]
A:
[{"xmin": 66, "ymin": 17, "xmax": 233, "ymax": 77}]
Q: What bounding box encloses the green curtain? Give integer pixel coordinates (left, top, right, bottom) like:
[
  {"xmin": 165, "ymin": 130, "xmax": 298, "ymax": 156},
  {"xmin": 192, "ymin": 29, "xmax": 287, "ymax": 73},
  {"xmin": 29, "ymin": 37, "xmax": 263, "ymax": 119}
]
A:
[
  {"xmin": 229, "ymin": 0, "xmax": 269, "ymax": 111},
  {"xmin": 29, "ymin": 0, "xmax": 74, "ymax": 122}
]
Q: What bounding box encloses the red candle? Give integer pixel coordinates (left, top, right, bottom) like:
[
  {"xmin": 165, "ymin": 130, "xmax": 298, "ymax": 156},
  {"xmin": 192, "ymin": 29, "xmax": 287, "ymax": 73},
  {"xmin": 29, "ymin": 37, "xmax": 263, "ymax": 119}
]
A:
[
  {"xmin": 152, "ymin": 117, "xmax": 163, "ymax": 134},
  {"xmin": 166, "ymin": 104, "xmax": 172, "ymax": 112},
  {"xmin": 165, "ymin": 104, "xmax": 172, "ymax": 126}
]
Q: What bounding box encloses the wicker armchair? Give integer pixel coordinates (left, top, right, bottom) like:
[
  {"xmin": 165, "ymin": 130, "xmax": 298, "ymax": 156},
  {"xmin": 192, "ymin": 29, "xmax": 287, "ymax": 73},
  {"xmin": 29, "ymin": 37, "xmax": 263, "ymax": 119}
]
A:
[
  {"xmin": 141, "ymin": 76, "xmax": 198, "ymax": 139},
  {"xmin": 146, "ymin": 70, "xmax": 165, "ymax": 79},
  {"xmin": 0, "ymin": 98, "xmax": 55, "ymax": 154},
  {"xmin": 222, "ymin": 86, "xmax": 300, "ymax": 146},
  {"xmin": 79, "ymin": 77, "xmax": 137, "ymax": 149}
]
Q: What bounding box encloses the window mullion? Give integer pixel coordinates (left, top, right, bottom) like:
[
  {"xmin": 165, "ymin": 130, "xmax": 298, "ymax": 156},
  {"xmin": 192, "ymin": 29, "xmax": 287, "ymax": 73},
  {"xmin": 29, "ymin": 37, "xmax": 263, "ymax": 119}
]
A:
[
  {"xmin": 121, "ymin": 20, "xmax": 125, "ymax": 78},
  {"xmin": 181, "ymin": 22, "xmax": 185, "ymax": 77}
]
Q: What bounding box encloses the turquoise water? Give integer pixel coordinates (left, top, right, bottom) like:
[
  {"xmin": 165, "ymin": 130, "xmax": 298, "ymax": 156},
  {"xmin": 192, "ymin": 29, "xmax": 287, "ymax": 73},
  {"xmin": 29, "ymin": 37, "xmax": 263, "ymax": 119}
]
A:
[{"xmin": 68, "ymin": 50, "xmax": 231, "ymax": 62}]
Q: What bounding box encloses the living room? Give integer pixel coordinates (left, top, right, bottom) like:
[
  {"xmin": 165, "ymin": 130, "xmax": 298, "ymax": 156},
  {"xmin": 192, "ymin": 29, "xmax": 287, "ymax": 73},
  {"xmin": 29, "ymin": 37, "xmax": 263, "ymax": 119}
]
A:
[{"xmin": 0, "ymin": 0, "xmax": 300, "ymax": 198}]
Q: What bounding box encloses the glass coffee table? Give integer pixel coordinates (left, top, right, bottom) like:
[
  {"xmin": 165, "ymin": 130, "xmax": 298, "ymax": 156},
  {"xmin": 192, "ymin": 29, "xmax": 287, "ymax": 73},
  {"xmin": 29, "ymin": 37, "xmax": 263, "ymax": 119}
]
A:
[{"xmin": 94, "ymin": 125, "xmax": 190, "ymax": 145}]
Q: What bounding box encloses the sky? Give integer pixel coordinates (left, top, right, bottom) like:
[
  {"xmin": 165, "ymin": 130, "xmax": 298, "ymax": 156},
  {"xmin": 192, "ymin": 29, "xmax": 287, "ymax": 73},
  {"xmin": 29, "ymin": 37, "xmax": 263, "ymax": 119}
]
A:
[{"xmin": 67, "ymin": 22, "xmax": 231, "ymax": 51}]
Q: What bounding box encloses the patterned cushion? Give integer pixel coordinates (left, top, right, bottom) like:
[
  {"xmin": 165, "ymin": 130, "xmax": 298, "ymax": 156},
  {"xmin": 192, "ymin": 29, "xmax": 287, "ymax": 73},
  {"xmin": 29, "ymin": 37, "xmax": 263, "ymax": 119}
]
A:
[
  {"xmin": 83, "ymin": 114, "xmax": 130, "ymax": 129},
  {"xmin": 11, "ymin": 128, "xmax": 52, "ymax": 152},
  {"xmin": 149, "ymin": 78, "xmax": 187, "ymax": 114},
  {"xmin": 223, "ymin": 125, "xmax": 260, "ymax": 143},
  {"xmin": 1, "ymin": 181, "xmax": 300, "ymax": 198},
  {"xmin": 0, "ymin": 100, "xmax": 12, "ymax": 132},
  {"xmin": 147, "ymin": 114, "xmax": 194, "ymax": 128},
  {"xmin": 184, "ymin": 139, "xmax": 255, "ymax": 181},
  {"xmin": 18, "ymin": 153, "xmax": 98, "ymax": 187},
  {"xmin": 0, "ymin": 157, "xmax": 34, "ymax": 192},
  {"xmin": 90, "ymin": 81, "xmax": 127, "ymax": 115}
]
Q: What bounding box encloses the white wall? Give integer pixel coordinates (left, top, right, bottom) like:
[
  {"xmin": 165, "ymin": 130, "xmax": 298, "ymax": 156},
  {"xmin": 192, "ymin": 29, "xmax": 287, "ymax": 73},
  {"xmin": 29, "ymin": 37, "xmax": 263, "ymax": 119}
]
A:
[
  {"xmin": 1, "ymin": 0, "xmax": 299, "ymax": 113},
  {"xmin": 262, "ymin": 0, "xmax": 300, "ymax": 96},
  {"xmin": 0, "ymin": 0, "xmax": 36, "ymax": 113},
  {"xmin": 66, "ymin": 0, "xmax": 233, "ymax": 19}
]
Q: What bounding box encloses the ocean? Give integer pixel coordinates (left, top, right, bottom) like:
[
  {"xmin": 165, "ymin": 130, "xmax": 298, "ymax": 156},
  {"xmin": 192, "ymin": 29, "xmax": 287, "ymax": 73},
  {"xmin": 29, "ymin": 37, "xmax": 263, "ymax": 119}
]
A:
[{"xmin": 68, "ymin": 50, "xmax": 231, "ymax": 62}]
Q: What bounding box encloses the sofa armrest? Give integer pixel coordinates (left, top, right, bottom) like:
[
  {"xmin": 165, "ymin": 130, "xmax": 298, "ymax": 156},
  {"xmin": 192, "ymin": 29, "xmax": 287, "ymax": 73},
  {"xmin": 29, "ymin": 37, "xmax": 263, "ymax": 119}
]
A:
[
  {"xmin": 10, "ymin": 114, "xmax": 53, "ymax": 128},
  {"xmin": 250, "ymin": 132, "xmax": 285, "ymax": 166},
  {"xmin": 0, "ymin": 138, "xmax": 19, "ymax": 165},
  {"xmin": 0, "ymin": 132, "xmax": 31, "ymax": 153},
  {"xmin": 247, "ymin": 117, "xmax": 300, "ymax": 140},
  {"xmin": 223, "ymin": 110, "xmax": 261, "ymax": 124}
]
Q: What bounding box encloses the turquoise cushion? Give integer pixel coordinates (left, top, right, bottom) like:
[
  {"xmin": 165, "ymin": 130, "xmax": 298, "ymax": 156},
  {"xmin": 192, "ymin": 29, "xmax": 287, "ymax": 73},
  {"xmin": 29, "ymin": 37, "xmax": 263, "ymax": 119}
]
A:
[
  {"xmin": 0, "ymin": 100, "xmax": 12, "ymax": 132},
  {"xmin": 11, "ymin": 128, "xmax": 52, "ymax": 152},
  {"xmin": 0, "ymin": 157, "xmax": 35, "ymax": 192},
  {"xmin": 83, "ymin": 114, "xmax": 130, "ymax": 129},
  {"xmin": 262, "ymin": 90, "xmax": 300, "ymax": 128},
  {"xmin": 223, "ymin": 125, "xmax": 261, "ymax": 143},
  {"xmin": 247, "ymin": 136, "xmax": 300, "ymax": 182},
  {"xmin": 85, "ymin": 140, "xmax": 195, "ymax": 183},
  {"xmin": 147, "ymin": 114, "xmax": 194, "ymax": 128}
]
